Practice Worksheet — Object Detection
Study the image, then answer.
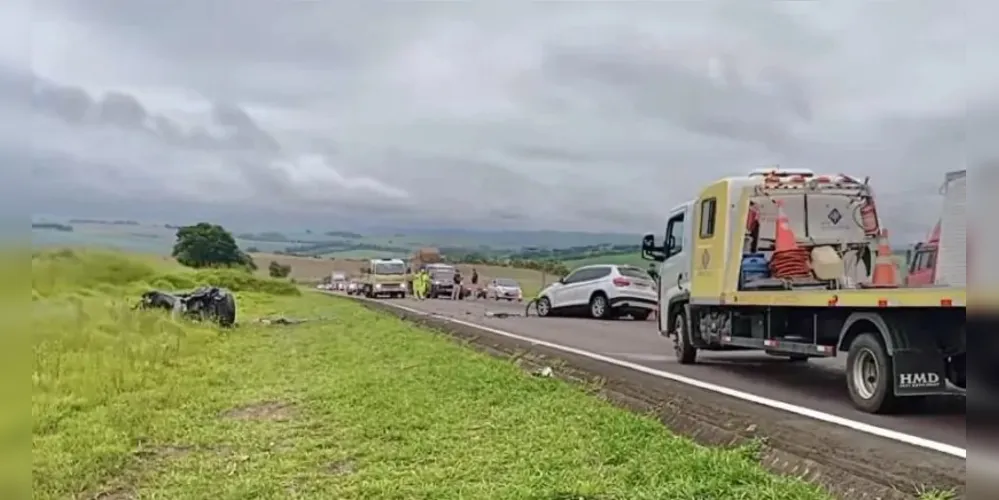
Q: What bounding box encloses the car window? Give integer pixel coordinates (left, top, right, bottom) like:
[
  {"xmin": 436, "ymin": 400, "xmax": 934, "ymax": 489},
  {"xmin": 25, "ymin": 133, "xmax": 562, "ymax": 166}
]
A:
[
  {"xmin": 578, "ymin": 267, "xmax": 611, "ymax": 283},
  {"xmin": 561, "ymin": 269, "xmax": 584, "ymax": 284},
  {"xmin": 564, "ymin": 267, "xmax": 602, "ymax": 284},
  {"xmin": 617, "ymin": 266, "xmax": 652, "ymax": 280}
]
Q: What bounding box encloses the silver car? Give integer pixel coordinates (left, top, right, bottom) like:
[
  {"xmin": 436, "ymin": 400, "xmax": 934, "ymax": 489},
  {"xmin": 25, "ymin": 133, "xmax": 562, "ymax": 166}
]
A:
[{"xmin": 486, "ymin": 278, "xmax": 523, "ymax": 301}]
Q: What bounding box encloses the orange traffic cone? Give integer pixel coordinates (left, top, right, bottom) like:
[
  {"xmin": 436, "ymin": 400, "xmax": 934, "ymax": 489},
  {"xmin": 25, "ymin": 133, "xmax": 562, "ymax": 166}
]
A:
[
  {"xmin": 868, "ymin": 229, "xmax": 898, "ymax": 287},
  {"xmin": 773, "ymin": 200, "xmax": 798, "ymax": 253},
  {"xmin": 770, "ymin": 200, "xmax": 812, "ymax": 279}
]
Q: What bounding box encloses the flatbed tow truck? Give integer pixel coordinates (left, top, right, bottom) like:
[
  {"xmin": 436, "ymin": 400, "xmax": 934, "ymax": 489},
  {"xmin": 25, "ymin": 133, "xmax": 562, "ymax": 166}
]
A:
[{"xmin": 642, "ymin": 168, "xmax": 965, "ymax": 414}]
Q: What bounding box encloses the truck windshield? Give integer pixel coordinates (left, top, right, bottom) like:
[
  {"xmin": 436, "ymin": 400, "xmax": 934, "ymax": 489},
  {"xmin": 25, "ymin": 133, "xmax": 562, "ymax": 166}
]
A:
[
  {"xmin": 373, "ymin": 262, "xmax": 406, "ymax": 274},
  {"xmin": 429, "ymin": 266, "xmax": 455, "ymax": 278}
]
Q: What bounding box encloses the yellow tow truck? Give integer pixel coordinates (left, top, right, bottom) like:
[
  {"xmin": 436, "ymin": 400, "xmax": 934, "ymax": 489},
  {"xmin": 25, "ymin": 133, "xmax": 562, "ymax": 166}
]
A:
[{"xmin": 641, "ymin": 168, "xmax": 965, "ymax": 414}]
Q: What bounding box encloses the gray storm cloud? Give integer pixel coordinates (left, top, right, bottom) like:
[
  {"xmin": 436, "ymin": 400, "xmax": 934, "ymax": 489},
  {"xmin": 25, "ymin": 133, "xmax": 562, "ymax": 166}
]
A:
[{"xmin": 12, "ymin": 1, "xmax": 995, "ymax": 238}]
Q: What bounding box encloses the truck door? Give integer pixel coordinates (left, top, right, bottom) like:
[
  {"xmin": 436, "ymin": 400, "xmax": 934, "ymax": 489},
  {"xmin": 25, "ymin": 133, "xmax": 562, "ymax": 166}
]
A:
[
  {"xmin": 690, "ymin": 181, "xmax": 731, "ymax": 300},
  {"xmin": 658, "ymin": 204, "xmax": 692, "ymax": 331}
]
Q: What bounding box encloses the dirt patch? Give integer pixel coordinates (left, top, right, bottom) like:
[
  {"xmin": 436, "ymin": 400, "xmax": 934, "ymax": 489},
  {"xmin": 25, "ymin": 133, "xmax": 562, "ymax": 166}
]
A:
[
  {"xmin": 223, "ymin": 401, "xmax": 296, "ymax": 422},
  {"xmin": 93, "ymin": 487, "xmax": 136, "ymax": 500},
  {"xmin": 359, "ymin": 299, "xmax": 966, "ymax": 500},
  {"xmin": 323, "ymin": 458, "xmax": 356, "ymax": 476}
]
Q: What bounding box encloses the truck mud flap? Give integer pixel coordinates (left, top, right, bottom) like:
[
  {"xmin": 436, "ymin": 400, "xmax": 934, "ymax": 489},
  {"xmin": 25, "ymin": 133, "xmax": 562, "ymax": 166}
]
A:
[{"xmin": 891, "ymin": 348, "xmax": 952, "ymax": 396}]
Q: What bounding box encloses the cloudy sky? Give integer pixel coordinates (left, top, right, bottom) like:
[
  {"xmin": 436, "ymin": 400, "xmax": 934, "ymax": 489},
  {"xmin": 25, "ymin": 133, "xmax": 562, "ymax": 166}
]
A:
[{"xmin": 8, "ymin": 1, "xmax": 993, "ymax": 238}]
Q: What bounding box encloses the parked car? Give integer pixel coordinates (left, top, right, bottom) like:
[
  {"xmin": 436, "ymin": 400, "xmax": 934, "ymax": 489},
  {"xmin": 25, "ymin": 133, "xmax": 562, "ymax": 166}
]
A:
[
  {"xmin": 534, "ymin": 264, "xmax": 657, "ymax": 320},
  {"xmin": 346, "ymin": 281, "xmax": 359, "ymax": 295},
  {"xmin": 485, "ymin": 278, "xmax": 523, "ymax": 301}
]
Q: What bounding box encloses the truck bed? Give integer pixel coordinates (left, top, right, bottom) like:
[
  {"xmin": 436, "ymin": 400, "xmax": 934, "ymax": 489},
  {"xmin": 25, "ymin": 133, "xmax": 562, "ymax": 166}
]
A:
[{"xmin": 713, "ymin": 287, "xmax": 965, "ymax": 308}]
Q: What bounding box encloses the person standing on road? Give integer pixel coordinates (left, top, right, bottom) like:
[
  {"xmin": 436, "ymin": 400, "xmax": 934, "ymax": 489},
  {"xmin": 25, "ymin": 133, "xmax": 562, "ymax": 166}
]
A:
[
  {"xmin": 412, "ymin": 270, "xmax": 424, "ymax": 300},
  {"xmin": 419, "ymin": 269, "xmax": 430, "ymax": 299},
  {"xmin": 451, "ymin": 269, "xmax": 463, "ymax": 300},
  {"xmin": 470, "ymin": 268, "xmax": 479, "ymax": 299}
]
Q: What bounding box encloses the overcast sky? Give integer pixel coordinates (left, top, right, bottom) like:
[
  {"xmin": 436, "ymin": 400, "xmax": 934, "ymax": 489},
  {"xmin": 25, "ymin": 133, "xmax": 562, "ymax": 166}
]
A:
[{"xmin": 8, "ymin": 1, "xmax": 994, "ymax": 238}]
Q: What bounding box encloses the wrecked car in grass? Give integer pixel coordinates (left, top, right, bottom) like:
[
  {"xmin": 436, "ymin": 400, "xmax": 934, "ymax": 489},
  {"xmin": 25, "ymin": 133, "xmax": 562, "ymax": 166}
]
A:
[{"xmin": 137, "ymin": 286, "xmax": 237, "ymax": 327}]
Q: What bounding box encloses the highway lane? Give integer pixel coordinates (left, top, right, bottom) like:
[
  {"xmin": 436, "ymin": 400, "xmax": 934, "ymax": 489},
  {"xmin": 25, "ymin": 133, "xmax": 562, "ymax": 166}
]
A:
[{"xmin": 386, "ymin": 295, "xmax": 966, "ymax": 449}]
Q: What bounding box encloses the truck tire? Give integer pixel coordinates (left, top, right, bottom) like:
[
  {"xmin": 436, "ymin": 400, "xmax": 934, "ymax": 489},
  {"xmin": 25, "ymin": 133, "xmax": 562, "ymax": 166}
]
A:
[
  {"xmin": 845, "ymin": 332, "xmax": 899, "ymax": 414},
  {"xmin": 672, "ymin": 308, "xmax": 697, "ymax": 364}
]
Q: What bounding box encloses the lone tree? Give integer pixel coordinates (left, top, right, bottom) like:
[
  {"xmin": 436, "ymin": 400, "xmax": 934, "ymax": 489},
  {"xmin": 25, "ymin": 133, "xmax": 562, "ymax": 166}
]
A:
[
  {"xmin": 268, "ymin": 260, "xmax": 292, "ymax": 278},
  {"xmin": 172, "ymin": 223, "xmax": 256, "ymax": 270}
]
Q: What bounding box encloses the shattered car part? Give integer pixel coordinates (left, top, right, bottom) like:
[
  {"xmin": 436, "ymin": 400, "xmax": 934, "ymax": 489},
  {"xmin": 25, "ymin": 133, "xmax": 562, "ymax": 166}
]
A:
[{"xmin": 138, "ymin": 286, "xmax": 236, "ymax": 327}]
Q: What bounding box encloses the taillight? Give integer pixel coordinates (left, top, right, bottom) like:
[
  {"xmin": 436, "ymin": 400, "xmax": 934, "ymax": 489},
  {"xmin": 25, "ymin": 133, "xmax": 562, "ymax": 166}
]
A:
[{"xmin": 612, "ymin": 277, "xmax": 630, "ymax": 287}]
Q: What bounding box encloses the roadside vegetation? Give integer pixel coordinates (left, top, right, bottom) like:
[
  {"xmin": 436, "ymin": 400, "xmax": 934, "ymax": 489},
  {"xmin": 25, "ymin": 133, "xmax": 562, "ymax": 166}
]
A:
[{"xmin": 32, "ymin": 248, "xmax": 832, "ymax": 499}]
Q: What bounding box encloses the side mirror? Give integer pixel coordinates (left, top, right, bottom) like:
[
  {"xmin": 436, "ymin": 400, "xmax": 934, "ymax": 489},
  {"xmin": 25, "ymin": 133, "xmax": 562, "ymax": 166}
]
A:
[
  {"xmin": 641, "ymin": 233, "xmax": 666, "ymax": 262},
  {"xmin": 905, "ymin": 249, "xmax": 913, "ymax": 267}
]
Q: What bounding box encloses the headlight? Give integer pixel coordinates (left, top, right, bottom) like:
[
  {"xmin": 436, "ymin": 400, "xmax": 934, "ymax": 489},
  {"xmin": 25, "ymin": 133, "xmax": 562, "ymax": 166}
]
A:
[{"xmin": 374, "ymin": 283, "xmax": 382, "ymax": 289}]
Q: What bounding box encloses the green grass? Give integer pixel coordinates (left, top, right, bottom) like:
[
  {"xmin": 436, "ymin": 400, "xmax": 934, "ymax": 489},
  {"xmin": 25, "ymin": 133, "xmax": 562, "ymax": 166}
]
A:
[{"xmin": 32, "ymin": 249, "xmax": 832, "ymax": 499}]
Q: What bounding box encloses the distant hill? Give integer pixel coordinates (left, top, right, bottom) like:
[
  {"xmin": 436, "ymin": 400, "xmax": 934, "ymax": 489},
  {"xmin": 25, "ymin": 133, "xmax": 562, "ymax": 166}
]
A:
[{"xmin": 32, "ymin": 222, "xmax": 73, "ymax": 232}]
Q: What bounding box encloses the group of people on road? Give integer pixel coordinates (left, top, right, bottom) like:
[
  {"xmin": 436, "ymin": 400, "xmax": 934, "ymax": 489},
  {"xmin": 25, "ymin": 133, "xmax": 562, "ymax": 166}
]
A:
[{"xmin": 411, "ymin": 267, "xmax": 479, "ymax": 300}]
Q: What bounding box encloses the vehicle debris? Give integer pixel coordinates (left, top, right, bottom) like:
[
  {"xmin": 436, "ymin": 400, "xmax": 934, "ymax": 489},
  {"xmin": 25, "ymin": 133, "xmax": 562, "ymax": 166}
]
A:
[{"xmin": 137, "ymin": 286, "xmax": 236, "ymax": 327}]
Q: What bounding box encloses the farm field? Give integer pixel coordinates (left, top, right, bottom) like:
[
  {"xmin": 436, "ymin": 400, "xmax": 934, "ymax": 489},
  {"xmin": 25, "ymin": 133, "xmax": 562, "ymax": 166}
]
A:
[
  {"xmin": 252, "ymin": 252, "xmax": 556, "ymax": 297},
  {"xmin": 29, "ymin": 249, "xmax": 830, "ymax": 499}
]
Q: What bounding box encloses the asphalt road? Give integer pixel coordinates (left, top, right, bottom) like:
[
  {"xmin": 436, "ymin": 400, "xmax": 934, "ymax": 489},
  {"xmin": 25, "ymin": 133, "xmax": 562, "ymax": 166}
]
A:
[{"xmin": 387, "ymin": 295, "xmax": 966, "ymax": 449}]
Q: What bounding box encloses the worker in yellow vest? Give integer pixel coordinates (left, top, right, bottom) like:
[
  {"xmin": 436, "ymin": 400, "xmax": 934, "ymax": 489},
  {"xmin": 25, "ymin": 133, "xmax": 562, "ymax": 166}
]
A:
[{"xmin": 413, "ymin": 269, "xmax": 425, "ymax": 300}]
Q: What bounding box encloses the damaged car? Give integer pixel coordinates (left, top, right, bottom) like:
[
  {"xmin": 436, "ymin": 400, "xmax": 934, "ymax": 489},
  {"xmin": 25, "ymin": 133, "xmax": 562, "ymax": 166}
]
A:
[{"xmin": 138, "ymin": 286, "xmax": 237, "ymax": 327}]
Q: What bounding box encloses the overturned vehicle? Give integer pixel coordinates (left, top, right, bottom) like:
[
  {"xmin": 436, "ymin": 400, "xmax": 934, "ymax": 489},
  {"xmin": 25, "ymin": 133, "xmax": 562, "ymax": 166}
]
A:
[{"xmin": 138, "ymin": 286, "xmax": 237, "ymax": 327}]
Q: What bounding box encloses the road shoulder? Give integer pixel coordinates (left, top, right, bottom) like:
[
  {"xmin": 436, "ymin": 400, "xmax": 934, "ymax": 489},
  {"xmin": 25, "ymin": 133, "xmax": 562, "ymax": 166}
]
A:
[{"xmin": 355, "ymin": 297, "xmax": 966, "ymax": 500}]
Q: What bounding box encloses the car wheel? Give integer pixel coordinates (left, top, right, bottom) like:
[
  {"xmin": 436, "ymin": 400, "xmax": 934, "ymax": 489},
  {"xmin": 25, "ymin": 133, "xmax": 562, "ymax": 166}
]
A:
[
  {"xmin": 536, "ymin": 297, "xmax": 552, "ymax": 317},
  {"xmin": 589, "ymin": 294, "xmax": 609, "ymax": 319}
]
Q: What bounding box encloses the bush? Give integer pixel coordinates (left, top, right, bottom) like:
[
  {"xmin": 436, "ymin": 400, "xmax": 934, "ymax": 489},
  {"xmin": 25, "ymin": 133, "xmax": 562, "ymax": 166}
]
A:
[{"xmin": 268, "ymin": 261, "xmax": 292, "ymax": 279}]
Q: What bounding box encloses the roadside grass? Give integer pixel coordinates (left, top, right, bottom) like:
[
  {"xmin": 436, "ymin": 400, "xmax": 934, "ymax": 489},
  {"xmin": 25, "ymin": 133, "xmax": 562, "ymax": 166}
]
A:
[{"xmin": 33, "ymin": 249, "xmax": 832, "ymax": 499}]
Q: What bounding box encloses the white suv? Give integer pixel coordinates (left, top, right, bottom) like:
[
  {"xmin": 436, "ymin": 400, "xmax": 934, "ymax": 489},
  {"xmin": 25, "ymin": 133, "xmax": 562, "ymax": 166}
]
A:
[{"xmin": 535, "ymin": 264, "xmax": 658, "ymax": 320}]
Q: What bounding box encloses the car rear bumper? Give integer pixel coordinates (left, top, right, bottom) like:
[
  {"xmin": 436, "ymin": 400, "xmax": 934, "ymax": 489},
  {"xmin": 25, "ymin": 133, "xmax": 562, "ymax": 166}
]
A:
[{"xmin": 609, "ymin": 296, "xmax": 657, "ymax": 311}]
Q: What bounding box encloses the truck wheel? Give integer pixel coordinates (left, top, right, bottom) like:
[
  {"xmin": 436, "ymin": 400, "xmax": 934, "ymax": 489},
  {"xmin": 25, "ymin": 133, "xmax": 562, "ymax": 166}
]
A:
[
  {"xmin": 536, "ymin": 297, "xmax": 552, "ymax": 317},
  {"xmin": 846, "ymin": 332, "xmax": 899, "ymax": 414},
  {"xmin": 589, "ymin": 294, "xmax": 610, "ymax": 319},
  {"xmin": 672, "ymin": 308, "xmax": 697, "ymax": 364}
]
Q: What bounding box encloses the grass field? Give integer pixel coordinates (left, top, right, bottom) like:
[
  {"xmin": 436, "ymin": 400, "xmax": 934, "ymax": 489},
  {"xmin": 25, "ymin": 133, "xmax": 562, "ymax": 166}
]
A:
[{"xmin": 31, "ymin": 249, "xmax": 832, "ymax": 499}]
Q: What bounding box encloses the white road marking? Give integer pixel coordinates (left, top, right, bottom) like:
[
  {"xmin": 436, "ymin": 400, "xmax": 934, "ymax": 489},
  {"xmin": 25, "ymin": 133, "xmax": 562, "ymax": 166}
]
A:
[
  {"xmin": 352, "ymin": 296, "xmax": 966, "ymax": 460},
  {"xmin": 604, "ymin": 352, "xmax": 675, "ymax": 362}
]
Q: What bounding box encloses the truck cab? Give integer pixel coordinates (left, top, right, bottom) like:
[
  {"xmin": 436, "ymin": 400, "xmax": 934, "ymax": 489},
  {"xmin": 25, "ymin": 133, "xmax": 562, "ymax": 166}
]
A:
[
  {"xmin": 359, "ymin": 258, "xmax": 408, "ymax": 298},
  {"xmin": 641, "ymin": 168, "xmax": 966, "ymax": 414},
  {"xmin": 905, "ymin": 222, "xmax": 939, "ymax": 286}
]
